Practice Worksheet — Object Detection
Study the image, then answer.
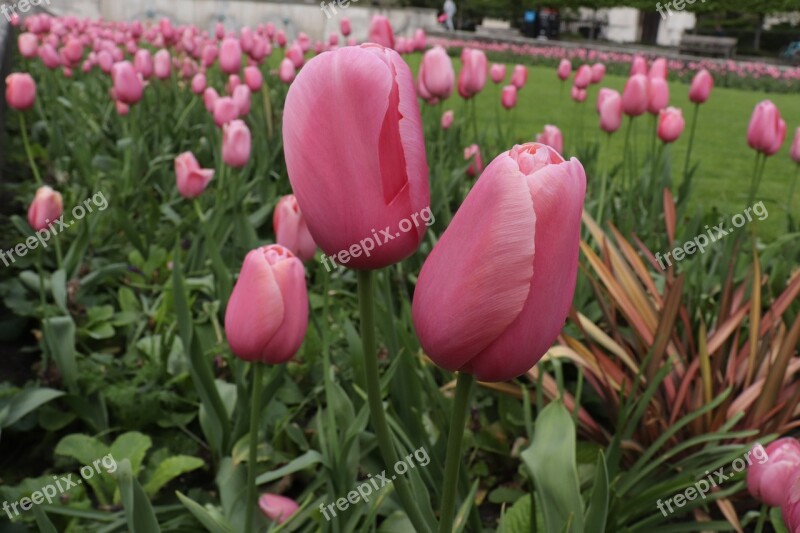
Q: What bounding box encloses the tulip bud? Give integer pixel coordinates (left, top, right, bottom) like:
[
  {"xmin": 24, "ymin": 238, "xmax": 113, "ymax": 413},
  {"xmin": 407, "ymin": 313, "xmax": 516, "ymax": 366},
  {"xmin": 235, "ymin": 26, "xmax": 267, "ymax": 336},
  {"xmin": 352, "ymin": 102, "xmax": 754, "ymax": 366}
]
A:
[
  {"xmin": 511, "ymin": 64, "xmax": 527, "ymax": 90},
  {"xmin": 233, "ymin": 84, "xmax": 251, "ymax": 116},
  {"xmin": 458, "ymin": 48, "xmax": 487, "ymax": 100},
  {"xmin": 782, "ymin": 471, "xmax": 800, "ymax": 532},
  {"xmin": 571, "ymin": 85, "xmax": 587, "ymax": 103},
  {"xmin": 220, "ymin": 37, "xmax": 242, "ymax": 74},
  {"xmin": 501, "ymin": 85, "xmax": 517, "ymax": 110},
  {"xmin": 418, "ymin": 46, "xmax": 454, "ymax": 100},
  {"xmin": 590, "ymin": 63, "xmax": 606, "ymax": 84},
  {"xmin": 213, "ymin": 96, "xmax": 239, "ymax": 127},
  {"xmin": 791, "ymin": 127, "xmax": 800, "ymax": 164},
  {"xmin": 747, "ymin": 100, "xmax": 786, "ymax": 156},
  {"xmin": 648, "ymin": 77, "xmax": 669, "ymax": 115},
  {"xmin": 689, "ymin": 69, "xmax": 713, "ymax": 104},
  {"xmin": 557, "ymin": 58, "xmax": 571, "ymax": 81},
  {"xmin": 5, "ymin": 73, "xmax": 36, "ymax": 111},
  {"xmin": 244, "ymin": 65, "xmax": 263, "ymax": 91},
  {"xmin": 283, "ymin": 44, "xmax": 430, "ymax": 269},
  {"xmin": 224, "ymin": 245, "xmax": 309, "ymax": 364},
  {"xmin": 412, "ymin": 143, "xmax": 586, "ymax": 382},
  {"xmin": 597, "ymin": 88, "xmax": 622, "ymax": 134},
  {"xmin": 489, "ymin": 63, "xmax": 506, "ymax": 84},
  {"xmin": 112, "ymin": 61, "xmax": 144, "ymax": 105},
  {"xmin": 191, "ymin": 73, "xmax": 207, "ymax": 94},
  {"xmin": 657, "ymin": 107, "xmax": 685, "ymax": 144},
  {"xmin": 203, "ymin": 87, "xmax": 219, "ymax": 113},
  {"xmin": 441, "ymin": 109, "xmax": 454, "ymax": 130},
  {"xmin": 573, "ymin": 64, "xmax": 591, "ymax": 89},
  {"xmin": 340, "ymin": 17, "xmax": 352, "ymax": 37},
  {"xmin": 649, "ymin": 57, "xmax": 667, "ymax": 80},
  {"xmin": 274, "ymin": 195, "xmax": 317, "ymax": 262},
  {"xmin": 536, "ymin": 125, "xmax": 563, "ymax": 155},
  {"xmin": 222, "ymin": 119, "xmax": 251, "ymax": 168},
  {"xmin": 464, "ymin": 144, "xmax": 483, "ymax": 176},
  {"xmin": 18, "ymin": 33, "xmax": 38, "ymax": 59},
  {"xmin": 368, "ymin": 15, "xmax": 395, "ymax": 49},
  {"xmin": 747, "ymin": 439, "xmax": 800, "ymax": 507},
  {"xmin": 28, "ymin": 186, "xmax": 63, "ymax": 231},
  {"xmin": 630, "ymin": 54, "xmax": 647, "ymax": 76},
  {"xmin": 154, "ymin": 49, "xmax": 171, "ymax": 79},
  {"xmin": 622, "ymin": 74, "xmax": 649, "ymax": 117},
  {"xmin": 175, "ymin": 152, "xmax": 214, "ymax": 198},
  {"xmin": 258, "ymin": 494, "xmax": 300, "ymax": 525},
  {"xmin": 134, "ymin": 49, "xmax": 153, "ymax": 78},
  {"xmin": 279, "ymin": 58, "xmax": 296, "ymax": 84}
]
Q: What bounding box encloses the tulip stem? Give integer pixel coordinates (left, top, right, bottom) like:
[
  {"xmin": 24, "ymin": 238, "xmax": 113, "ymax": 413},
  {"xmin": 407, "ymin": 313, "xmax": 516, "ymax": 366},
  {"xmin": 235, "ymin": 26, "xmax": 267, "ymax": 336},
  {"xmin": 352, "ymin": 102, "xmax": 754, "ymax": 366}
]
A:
[
  {"xmin": 682, "ymin": 103, "xmax": 700, "ymax": 185},
  {"xmin": 357, "ymin": 269, "xmax": 431, "ymax": 533},
  {"xmin": 245, "ymin": 362, "xmax": 264, "ymax": 533},
  {"xmin": 438, "ymin": 371, "xmax": 473, "ymax": 533},
  {"xmin": 19, "ymin": 114, "xmax": 43, "ymax": 184}
]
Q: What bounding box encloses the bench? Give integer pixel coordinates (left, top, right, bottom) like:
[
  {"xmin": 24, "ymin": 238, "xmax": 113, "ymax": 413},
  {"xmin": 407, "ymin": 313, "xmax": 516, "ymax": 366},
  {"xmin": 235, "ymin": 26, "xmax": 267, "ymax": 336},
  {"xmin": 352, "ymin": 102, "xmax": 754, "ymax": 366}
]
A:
[{"xmin": 679, "ymin": 34, "xmax": 737, "ymax": 59}]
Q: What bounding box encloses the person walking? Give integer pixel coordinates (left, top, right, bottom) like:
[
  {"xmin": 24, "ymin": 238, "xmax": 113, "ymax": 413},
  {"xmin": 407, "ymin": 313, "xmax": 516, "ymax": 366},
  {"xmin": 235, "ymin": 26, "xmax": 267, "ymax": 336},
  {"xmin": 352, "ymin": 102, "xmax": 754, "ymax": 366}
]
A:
[{"xmin": 443, "ymin": 0, "xmax": 456, "ymax": 31}]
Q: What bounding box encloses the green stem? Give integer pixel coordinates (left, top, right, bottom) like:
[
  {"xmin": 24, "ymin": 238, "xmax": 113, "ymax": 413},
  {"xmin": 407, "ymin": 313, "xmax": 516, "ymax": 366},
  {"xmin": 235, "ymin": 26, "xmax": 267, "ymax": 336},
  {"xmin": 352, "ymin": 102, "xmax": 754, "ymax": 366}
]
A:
[
  {"xmin": 19, "ymin": 113, "xmax": 43, "ymax": 184},
  {"xmin": 789, "ymin": 165, "xmax": 800, "ymax": 213},
  {"xmin": 595, "ymin": 133, "xmax": 612, "ymax": 224},
  {"xmin": 438, "ymin": 371, "xmax": 474, "ymax": 533},
  {"xmin": 245, "ymin": 363, "xmax": 264, "ymax": 533},
  {"xmin": 682, "ymin": 103, "xmax": 700, "ymax": 183},
  {"xmin": 357, "ymin": 270, "xmax": 431, "ymax": 533},
  {"xmin": 622, "ymin": 116, "xmax": 633, "ymax": 192}
]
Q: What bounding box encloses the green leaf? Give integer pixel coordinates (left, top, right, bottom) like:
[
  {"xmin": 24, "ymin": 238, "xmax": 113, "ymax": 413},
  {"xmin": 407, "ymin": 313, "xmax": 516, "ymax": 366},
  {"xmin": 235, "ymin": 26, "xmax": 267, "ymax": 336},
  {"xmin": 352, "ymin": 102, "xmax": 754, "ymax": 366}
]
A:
[
  {"xmin": 55, "ymin": 434, "xmax": 109, "ymax": 466},
  {"xmin": 33, "ymin": 504, "xmax": 58, "ymax": 533},
  {"xmin": 143, "ymin": 455, "xmax": 205, "ymax": 497},
  {"xmin": 1, "ymin": 387, "xmax": 64, "ymax": 428},
  {"xmin": 110, "ymin": 431, "xmax": 152, "ymax": 476},
  {"xmin": 42, "ymin": 316, "xmax": 78, "ymax": 393},
  {"xmin": 255, "ymin": 450, "xmax": 324, "ymax": 485},
  {"xmin": 584, "ymin": 451, "xmax": 609, "ymax": 533},
  {"xmin": 51, "ymin": 269, "xmax": 68, "ymax": 313},
  {"xmin": 117, "ymin": 459, "xmax": 161, "ymax": 533},
  {"xmin": 771, "ymin": 506, "xmax": 789, "ymax": 533},
  {"xmin": 521, "ymin": 401, "xmax": 584, "ymax": 533},
  {"xmin": 176, "ymin": 491, "xmax": 235, "ymax": 533}
]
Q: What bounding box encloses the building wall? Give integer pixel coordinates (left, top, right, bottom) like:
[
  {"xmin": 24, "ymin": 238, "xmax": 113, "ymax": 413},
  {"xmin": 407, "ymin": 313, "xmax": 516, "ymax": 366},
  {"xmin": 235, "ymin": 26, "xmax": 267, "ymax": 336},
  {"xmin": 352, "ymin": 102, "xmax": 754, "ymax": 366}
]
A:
[{"xmin": 656, "ymin": 11, "xmax": 695, "ymax": 46}]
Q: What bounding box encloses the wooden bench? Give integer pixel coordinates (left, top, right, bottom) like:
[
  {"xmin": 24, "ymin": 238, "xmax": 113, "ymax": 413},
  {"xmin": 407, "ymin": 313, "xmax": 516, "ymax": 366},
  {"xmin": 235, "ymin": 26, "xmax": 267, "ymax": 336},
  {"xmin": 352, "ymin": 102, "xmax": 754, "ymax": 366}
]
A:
[{"xmin": 679, "ymin": 34, "xmax": 737, "ymax": 59}]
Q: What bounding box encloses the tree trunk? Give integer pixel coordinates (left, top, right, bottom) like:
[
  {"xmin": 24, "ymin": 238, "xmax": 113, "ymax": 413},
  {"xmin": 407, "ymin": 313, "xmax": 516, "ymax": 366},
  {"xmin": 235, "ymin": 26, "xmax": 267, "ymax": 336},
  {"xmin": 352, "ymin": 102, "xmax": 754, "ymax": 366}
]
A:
[{"xmin": 754, "ymin": 13, "xmax": 764, "ymax": 51}]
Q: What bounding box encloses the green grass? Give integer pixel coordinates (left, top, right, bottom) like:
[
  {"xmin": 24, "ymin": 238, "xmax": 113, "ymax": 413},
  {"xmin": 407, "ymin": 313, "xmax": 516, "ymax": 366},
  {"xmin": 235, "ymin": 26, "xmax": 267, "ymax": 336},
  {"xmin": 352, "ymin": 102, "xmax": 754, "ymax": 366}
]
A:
[{"xmin": 405, "ymin": 54, "xmax": 800, "ymax": 241}]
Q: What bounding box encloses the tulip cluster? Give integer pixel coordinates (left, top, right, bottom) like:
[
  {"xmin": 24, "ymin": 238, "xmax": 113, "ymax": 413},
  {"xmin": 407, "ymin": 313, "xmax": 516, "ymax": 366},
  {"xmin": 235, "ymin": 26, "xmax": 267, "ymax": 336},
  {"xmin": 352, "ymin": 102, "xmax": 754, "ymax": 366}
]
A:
[{"xmin": 747, "ymin": 438, "xmax": 800, "ymax": 529}]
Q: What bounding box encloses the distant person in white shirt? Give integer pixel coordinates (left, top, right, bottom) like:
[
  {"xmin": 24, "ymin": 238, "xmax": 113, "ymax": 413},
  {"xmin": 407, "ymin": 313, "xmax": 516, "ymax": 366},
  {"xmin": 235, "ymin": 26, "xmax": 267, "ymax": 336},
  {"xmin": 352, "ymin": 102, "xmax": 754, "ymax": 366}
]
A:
[{"xmin": 443, "ymin": 0, "xmax": 456, "ymax": 31}]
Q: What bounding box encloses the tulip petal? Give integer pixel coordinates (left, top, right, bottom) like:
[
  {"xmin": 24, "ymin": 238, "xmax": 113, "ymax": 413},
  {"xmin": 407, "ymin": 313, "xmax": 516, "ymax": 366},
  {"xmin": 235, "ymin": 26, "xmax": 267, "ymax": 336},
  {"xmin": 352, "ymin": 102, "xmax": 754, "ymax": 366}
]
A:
[
  {"xmin": 262, "ymin": 258, "xmax": 309, "ymax": 363},
  {"xmin": 412, "ymin": 155, "xmax": 534, "ymax": 371}
]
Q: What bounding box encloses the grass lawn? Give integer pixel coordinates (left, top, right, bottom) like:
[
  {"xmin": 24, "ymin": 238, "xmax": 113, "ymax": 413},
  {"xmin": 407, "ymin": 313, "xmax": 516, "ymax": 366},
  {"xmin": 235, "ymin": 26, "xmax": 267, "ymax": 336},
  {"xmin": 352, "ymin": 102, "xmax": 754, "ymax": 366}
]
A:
[{"xmin": 404, "ymin": 54, "xmax": 800, "ymax": 241}]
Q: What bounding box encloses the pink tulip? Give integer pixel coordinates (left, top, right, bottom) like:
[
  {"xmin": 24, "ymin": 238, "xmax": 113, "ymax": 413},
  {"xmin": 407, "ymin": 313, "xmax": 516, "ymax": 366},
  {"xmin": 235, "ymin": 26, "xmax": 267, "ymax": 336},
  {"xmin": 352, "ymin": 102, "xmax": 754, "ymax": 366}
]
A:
[
  {"xmin": 286, "ymin": 43, "xmax": 305, "ymax": 68},
  {"xmin": 115, "ymin": 100, "xmax": 130, "ymax": 116},
  {"xmin": 226, "ymin": 74, "xmax": 241, "ymax": 95},
  {"xmin": 233, "ymin": 85, "xmax": 251, "ymax": 116},
  {"xmin": 274, "ymin": 195, "xmax": 317, "ymax": 262},
  {"xmin": 458, "ymin": 48, "xmax": 487, "ymax": 99},
  {"xmin": 134, "ymin": 49, "xmax": 153, "ymax": 78},
  {"xmin": 213, "ymin": 97, "xmax": 239, "ymax": 127},
  {"xmin": 536, "ymin": 125, "xmax": 563, "ymax": 154},
  {"xmin": 571, "ymin": 85, "xmax": 587, "ymax": 103},
  {"xmin": 27, "ymin": 186, "xmax": 63, "ymax": 231},
  {"xmin": 441, "ymin": 110, "xmax": 454, "ymax": 130},
  {"xmin": 240, "ymin": 27, "xmax": 255, "ymax": 53},
  {"xmin": 464, "ymin": 144, "xmax": 483, "ymax": 176},
  {"xmin": 791, "ymin": 127, "xmax": 800, "ymax": 164},
  {"xmin": 647, "ymin": 77, "xmax": 669, "ymax": 115},
  {"xmin": 418, "ymin": 46, "xmax": 454, "ymax": 100},
  {"xmin": 258, "ymin": 493, "xmax": 300, "ymax": 525},
  {"xmin": 368, "ymin": 15, "xmax": 395, "ymax": 49},
  {"xmin": 244, "ymin": 65, "xmax": 263, "ymax": 91},
  {"xmin": 489, "ymin": 63, "xmax": 506, "ymax": 84},
  {"xmin": 175, "ymin": 152, "xmax": 214, "ymax": 198},
  {"xmin": 276, "ymin": 30, "xmax": 287, "ymax": 48},
  {"xmin": 511, "ymin": 64, "xmax": 527, "ymax": 90},
  {"xmin": 501, "ymin": 85, "xmax": 517, "ymax": 110},
  {"xmin": 622, "ymin": 74, "xmax": 649, "ymax": 117},
  {"xmin": 279, "ymin": 58, "xmax": 296, "ymax": 84},
  {"xmin": 111, "ymin": 61, "xmax": 144, "ymax": 105},
  {"xmin": 225, "ymin": 245, "xmax": 309, "ymax": 364},
  {"xmin": 574, "ymin": 64, "xmax": 591, "ymax": 89},
  {"xmin": 689, "ymin": 69, "xmax": 713, "ymax": 104},
  {"xmin": 222, "ymin": 119, "xmax": 251, "ymax": 168},
  {"xmin": 597, "ymin": 88, "xmax": 622, "ymax": 134},
  {"xmin": 412, "ymin": 143, "xmax": 586, "ymax": 382},
  {"xmin": 154, "ymin": 49, "xmax": 171, "ymax": 79},
  {"xmin": 590, "ymin": 63, "xmax": 606, "ymax": 84},
  {"xmin": 39, "ymin": 43, "xmax": 62, "ymax": 69},
  {"xmin": 283, "ymin": 44, "xmax": 430, "ymax": 270},
  {"xmin": 203, "ymin": 87, "xmax": 219, "ymax": 114},
  {"xmin": 630, "ymin": 54, "xmax": 647, "ymax": 76},
  {"xmin": 191, "ymin": 73, "xmax": 207, "ymax": 94},
  {"xmin": 782, "ymin": 471, "xmax": 800, "ymax": 532},
  {"xmin": 414, "ymin": 29, "xmax": 427, "ymax": 51},
  {"xmin": 649, "ymin": 57, "xmax": 667, "ymax": 79},
  {"xmin": 341, "ymin": 17, "xmax": 352, "ymax": 37},
  {"xmin": 18, "ymin": 33, "xmax": 38, "ymax": 58},
  {"xmin": 5, "ymin": 73, "xmax": 36, "ymax": 111},
  {"xmin": 202, "ymin": 44, "xmax": 218, "ymax": 68},
  {"xmin": 747, "ymin": 100, "xmax": 786, "ymax": 156},
  {"xmin": 61, "ymin": 37, "xmax": 83, "ymax": 66},
  {"xmin": 557, "ymin": 58, "xmax": 571, "ymax": 81},
  {"xmin": 747, "ymin": 439, "xmax": 800, "ymax": 507},
  {"xmin": 220, "ymin": 37, "xmax": 242, "ymax": 74},
  {"xmin": 657, "ymin": 107, "xmax": 685, "ymax": 143}
]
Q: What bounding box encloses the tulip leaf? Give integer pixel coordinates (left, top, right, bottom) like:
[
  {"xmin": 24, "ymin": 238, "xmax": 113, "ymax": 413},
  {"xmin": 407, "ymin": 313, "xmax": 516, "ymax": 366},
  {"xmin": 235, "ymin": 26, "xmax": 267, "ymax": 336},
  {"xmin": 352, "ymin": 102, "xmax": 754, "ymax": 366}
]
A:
[
  {"xmin": 42, "ymin": 316, "xmax": 79, "ymax": 394},
  {"xmin": 584, "ymin": 451, "xmax": 609, "ymax": 533},
  {"xmin": 116, "ymin": 459, "xmax": 161, "ymax": 533},
  {"xmin": 176, "ymin": 491, "xmax": 235, "ymax": 533},
  {"xmin": 521, "ymin": 401, "xmax": 584, "ymax": 533},
  {"xmin": 143, "ymin": 455, "xmax": 205, "ymax": 497}
]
